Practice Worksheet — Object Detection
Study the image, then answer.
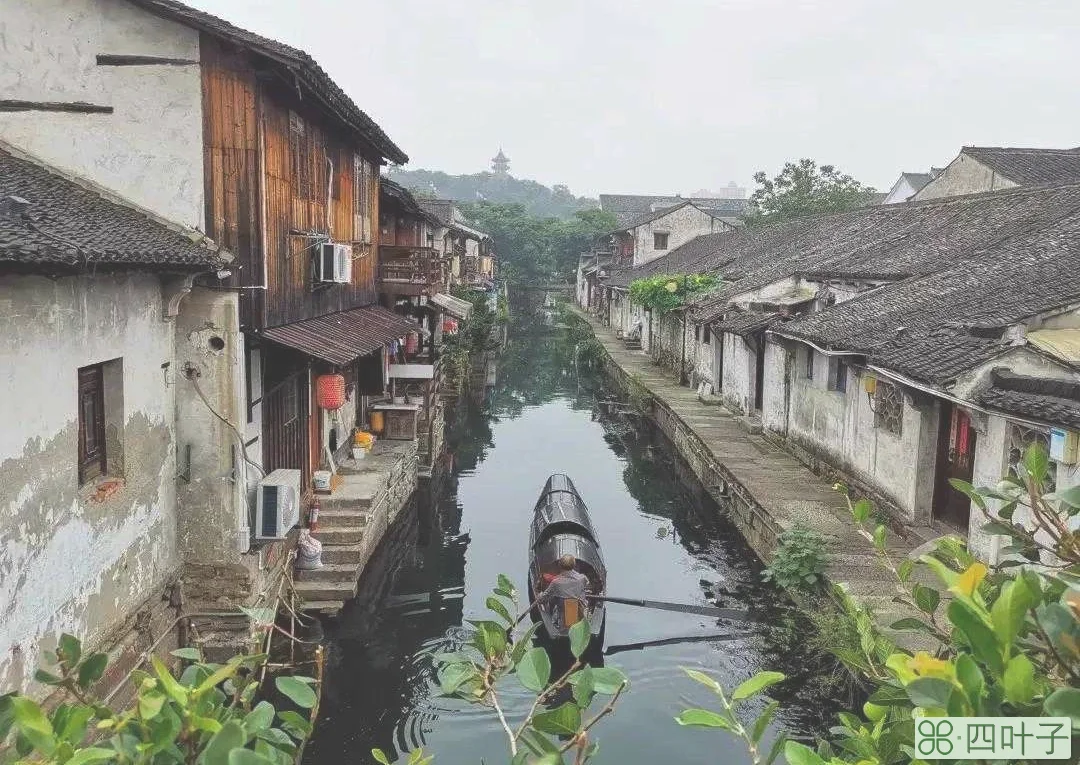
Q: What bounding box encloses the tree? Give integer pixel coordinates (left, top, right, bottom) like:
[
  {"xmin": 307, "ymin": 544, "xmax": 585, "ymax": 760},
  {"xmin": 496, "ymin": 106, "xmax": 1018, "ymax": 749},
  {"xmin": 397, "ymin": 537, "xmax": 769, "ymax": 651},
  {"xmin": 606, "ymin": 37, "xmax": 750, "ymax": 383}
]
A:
[
  {"xmin": 744, "ymin": 159, "xmax": 877, "ymax": 226},
  {"xmin": 461, "ymin": 203, "xmax": 616, "ymax": 286}
]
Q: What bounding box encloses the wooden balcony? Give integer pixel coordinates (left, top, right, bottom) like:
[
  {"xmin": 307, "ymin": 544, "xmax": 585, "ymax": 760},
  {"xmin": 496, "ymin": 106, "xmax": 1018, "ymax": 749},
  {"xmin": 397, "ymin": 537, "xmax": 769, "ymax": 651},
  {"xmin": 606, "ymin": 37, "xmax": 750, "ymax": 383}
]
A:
[{"xmin": 378, "ymin": 245, "xmax": 443, "ymax": 296}]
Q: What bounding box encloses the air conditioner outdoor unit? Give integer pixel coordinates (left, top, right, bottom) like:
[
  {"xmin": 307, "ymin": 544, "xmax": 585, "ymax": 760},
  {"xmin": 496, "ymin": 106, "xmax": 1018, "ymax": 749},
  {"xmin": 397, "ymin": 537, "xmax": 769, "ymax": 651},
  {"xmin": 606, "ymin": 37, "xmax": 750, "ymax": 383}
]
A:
[
  {"xmin": 317, "ymin": 242, "xmax": 353, "ymax": 284},
  {"xmin": 254, "ymin": 469, "xmax": 302, "ymax": 540}
]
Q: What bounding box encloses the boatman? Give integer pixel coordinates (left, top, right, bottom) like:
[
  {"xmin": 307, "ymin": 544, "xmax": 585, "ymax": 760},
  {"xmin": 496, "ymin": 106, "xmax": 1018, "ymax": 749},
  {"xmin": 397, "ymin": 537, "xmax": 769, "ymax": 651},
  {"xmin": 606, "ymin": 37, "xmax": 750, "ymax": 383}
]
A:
[{"xmin": 537, "ymin": 555, "xmax": 589, "ymax": 627}]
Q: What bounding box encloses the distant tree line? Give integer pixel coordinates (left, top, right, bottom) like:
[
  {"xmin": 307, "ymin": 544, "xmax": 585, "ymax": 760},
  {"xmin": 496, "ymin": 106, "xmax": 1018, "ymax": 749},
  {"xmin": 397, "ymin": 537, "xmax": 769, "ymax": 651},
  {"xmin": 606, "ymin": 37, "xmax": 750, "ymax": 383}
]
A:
[{"xmin": 387, "ymin": 168, "xmax": 598, "ymax": 219}]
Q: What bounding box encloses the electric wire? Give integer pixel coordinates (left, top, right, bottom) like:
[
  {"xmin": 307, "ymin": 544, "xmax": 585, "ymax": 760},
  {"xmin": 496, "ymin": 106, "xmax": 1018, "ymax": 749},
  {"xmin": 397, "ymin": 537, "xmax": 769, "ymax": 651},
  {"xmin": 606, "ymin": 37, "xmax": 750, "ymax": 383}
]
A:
[{"xmin": 187, "ymin": 370, "xmax": 266, "ymax": 479}]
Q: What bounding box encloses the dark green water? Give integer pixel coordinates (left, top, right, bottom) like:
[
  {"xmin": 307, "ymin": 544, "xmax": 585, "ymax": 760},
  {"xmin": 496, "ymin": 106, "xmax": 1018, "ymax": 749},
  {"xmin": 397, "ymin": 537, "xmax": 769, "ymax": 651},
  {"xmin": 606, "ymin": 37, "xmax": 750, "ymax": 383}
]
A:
[{"xmin": 304, "ymin": 301, "xmax": 853, "ymax": 765}]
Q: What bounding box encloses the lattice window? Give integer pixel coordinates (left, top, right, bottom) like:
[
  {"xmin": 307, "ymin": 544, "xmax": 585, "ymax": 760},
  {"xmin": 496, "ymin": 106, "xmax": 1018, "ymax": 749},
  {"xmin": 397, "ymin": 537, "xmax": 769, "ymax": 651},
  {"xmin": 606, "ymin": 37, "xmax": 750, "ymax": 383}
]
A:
[
  {"xmin": 354, "ymin": 154, "xmax": 373, "ymax": 244},
  {"xmin": 289, "ymin": 111, "xmax": 313, "ymax": 200},
  {"xmin": 874, "ymin": 381, "xmax": 903, "ymax": 436},
  {"xmin": 1007, "ymin": 424, "xmax": 1056, "ymax": 493}
]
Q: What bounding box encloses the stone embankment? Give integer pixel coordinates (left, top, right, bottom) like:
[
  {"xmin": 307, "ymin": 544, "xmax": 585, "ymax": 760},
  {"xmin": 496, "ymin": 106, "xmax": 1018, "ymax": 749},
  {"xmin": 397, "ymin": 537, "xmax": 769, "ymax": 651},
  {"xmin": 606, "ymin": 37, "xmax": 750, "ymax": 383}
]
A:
[
  {"xmin": 575, "ymin": 308, "xmax": 942, "ymax": 650},
  {"xmin": 294, "ymin": 441, "xmax": 418, "ymax": 613}
]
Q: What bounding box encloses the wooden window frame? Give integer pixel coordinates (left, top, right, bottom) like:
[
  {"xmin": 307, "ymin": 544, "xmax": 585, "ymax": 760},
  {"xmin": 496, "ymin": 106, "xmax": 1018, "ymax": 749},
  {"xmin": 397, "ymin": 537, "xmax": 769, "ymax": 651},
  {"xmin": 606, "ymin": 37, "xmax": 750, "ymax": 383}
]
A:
[
  {"xmin": 804, "ymin": 348, "xmax": 814, "ymax": 380},
  {"xmin": 654, "ymin": 232, "xmax": 670, "ymax": 250},
  {"xmin": 289, "ymin": 111, "xmax": 313, "ymax": 201},
  {"xmin": 703, "ymin": 324, "xmax": 711, "ymax": 344},
  {"xmin": 78, "ymin": 364, "xmax": 107, "ymax": 484}
]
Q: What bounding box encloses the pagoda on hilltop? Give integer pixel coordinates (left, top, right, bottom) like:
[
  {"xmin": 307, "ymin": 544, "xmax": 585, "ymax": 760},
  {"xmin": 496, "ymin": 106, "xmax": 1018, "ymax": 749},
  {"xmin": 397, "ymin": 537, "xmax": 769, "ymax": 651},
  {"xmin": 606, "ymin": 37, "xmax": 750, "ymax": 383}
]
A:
[{"xmin": 491, "ymin": 148, "xmax": 510, "ymax": 176}]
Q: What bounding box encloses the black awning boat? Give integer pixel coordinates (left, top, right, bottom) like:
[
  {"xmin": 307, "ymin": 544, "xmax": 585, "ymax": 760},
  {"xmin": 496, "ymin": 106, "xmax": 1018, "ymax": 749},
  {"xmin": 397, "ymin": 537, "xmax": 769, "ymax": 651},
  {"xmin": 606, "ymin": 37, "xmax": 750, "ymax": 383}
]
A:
[{"xmin": 527, "ymin": 474, "xmax": 607, "ymax": 644}]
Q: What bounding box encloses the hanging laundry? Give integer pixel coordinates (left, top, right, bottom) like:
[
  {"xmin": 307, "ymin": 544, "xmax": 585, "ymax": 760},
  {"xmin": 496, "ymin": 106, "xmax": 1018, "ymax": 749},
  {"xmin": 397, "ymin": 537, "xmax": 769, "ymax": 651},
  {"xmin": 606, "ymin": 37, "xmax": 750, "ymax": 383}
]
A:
[{"xmin": 405, "ymin": 331, "xmax": 419, "ymax": 355}]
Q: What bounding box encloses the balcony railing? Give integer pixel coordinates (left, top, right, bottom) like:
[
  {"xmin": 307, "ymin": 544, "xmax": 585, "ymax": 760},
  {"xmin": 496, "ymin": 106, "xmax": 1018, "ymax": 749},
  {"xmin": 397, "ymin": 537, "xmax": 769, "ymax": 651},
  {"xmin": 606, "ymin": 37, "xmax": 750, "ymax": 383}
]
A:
[{"xmin": 378, "ymin": 246, "xmax": 442, "ymax": 293}]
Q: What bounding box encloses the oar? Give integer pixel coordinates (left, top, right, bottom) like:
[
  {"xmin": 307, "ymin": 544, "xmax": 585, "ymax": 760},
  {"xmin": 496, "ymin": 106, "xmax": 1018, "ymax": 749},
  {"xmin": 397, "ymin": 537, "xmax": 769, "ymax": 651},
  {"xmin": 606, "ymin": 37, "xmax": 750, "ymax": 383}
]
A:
[
  {"xmin": 604, "ymin": 632, "xmax": 743, "ymax": 656},
  {"xmin": 589, "ymin": 595, "xmax": 761, "ymax": 623}
]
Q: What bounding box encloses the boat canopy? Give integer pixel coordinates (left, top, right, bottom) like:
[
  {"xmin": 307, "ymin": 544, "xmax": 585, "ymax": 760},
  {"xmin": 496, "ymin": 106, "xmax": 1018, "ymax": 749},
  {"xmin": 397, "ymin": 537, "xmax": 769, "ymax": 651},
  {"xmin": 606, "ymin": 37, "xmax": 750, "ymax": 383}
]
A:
[{"xmin": 530, "ymin": 474, "xmax": 599, "ymax": 548}]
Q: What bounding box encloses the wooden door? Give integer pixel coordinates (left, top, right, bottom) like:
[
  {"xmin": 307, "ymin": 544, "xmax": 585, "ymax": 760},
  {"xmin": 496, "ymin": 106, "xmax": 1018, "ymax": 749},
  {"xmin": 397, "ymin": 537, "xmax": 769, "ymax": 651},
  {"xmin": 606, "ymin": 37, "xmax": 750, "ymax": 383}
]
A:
[{"xmin": 932, "ymin": 403, "xmax": 977, "ymax": 529}]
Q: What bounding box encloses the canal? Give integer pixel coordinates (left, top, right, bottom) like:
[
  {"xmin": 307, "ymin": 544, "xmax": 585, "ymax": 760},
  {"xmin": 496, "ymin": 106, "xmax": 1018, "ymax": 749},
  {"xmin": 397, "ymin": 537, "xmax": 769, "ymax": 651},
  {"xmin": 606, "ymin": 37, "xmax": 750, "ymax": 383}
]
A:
[{"xmin": 304, "ymin": 300, "xmax": 854, "ymax": 765}]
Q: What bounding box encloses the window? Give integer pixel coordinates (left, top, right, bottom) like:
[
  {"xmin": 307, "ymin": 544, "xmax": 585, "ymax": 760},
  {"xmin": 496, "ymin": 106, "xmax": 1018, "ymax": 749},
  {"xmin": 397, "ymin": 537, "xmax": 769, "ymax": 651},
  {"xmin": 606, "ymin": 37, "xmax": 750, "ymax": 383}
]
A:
[
  {"xmin": 873, "ymin": 382, "xmax": 903, "ymax": 436},
  {"xmin": 78, "ymin": 365, "xmax": 106, "ymax": 484},
  {"xmin": 804, "ymin": 348, "xmax": 814, "ymax": 380},
  {"xmin": 289, "ymin": 111, "xmax": 313, "ymax": 201},
  {"xmin": 282, "ymin": 376, "xmax": 299, "ymax": 426},
  {"xmin": 703, "ymin": 324, "xmax": 711, "ymax": 344},
  {"xmin": 654, "ymin": 232, "xmax": 669, "ymax": 250},
  {"xmin": 828, "ymin": 358, "xmax": 848, "ymax": 393},
  {"xmin": 1008, "ymin": 424, "xmax": 1056, "ymax": 492},
  {"xmin": 354, "ymin": 154, "xmax": 373, "ymax": 244},
  {"xmin": 694, "ymin": 325, "xmax": 701, "ymax": 342}
]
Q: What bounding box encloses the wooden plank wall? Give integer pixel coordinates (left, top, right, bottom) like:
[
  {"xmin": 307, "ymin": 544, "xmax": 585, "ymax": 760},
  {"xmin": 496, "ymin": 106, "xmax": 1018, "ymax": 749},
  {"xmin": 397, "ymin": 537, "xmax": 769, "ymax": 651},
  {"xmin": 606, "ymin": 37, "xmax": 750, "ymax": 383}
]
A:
[
  {"xmin": 201, "ymin": 36, "xmax": 381, "ymax": 330},
  {"xmin": 201, "ymin": 36, "xmax": 263, "ymax": 327}
]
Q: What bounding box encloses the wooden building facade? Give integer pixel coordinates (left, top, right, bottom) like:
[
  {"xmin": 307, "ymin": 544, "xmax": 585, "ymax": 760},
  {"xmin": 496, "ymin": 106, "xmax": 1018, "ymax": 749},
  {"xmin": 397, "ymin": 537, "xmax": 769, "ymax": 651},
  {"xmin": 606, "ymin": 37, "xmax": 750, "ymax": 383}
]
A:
[{"xmin": 196, "ymin": 33, "xmax": 414, "ymax": 489}]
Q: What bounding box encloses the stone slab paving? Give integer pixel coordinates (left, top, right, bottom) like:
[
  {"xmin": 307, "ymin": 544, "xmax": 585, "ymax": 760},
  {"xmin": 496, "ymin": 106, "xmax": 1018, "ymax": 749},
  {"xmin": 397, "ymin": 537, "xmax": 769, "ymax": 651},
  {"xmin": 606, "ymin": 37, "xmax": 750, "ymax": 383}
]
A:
[{"xmin": 576, "ymin": 310, "xmax": 940, "ymax": 651}]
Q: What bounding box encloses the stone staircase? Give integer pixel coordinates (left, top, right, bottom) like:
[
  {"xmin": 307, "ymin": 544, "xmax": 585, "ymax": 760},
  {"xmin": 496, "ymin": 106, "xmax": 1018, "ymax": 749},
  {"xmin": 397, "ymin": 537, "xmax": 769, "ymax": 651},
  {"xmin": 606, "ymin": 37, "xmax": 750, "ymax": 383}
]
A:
[
  {"xmin": 622, "ymin": 335, "xmax": 643, "ymax": 351},
  {"xmin": 293, "ymin": 441, "xmax": 417, "ymax": 614}
]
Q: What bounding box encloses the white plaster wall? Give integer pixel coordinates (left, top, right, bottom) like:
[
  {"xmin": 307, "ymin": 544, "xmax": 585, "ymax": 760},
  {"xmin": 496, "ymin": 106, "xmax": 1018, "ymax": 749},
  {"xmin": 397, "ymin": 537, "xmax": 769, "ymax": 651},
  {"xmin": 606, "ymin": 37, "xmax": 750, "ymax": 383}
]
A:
[
  {"xmin": 690, "ymin": 329, "xmax": 716, "ymax": 393},
  {"xmin": 632, "ymin": 206, "xmax": 729, "ymax": 267},
  {"xmin": 0, "ymin": 0, "xmax": 204, "ymax": 227},
  {"xmin": 721, "ymin": 333, "xmax": 754, "ymax": 414},
  {"xmin": 912, "ymin": 154, "xmax": 1017, "ymax": 202},
  {"xmin": 0, "ymin": 273, "xmax": 178, "ymax": 694},
  {"xmin": 761, "ymin": 340, "xmax": 789, "ymax": 433},
  {"xmin": 881, "ymin": 176, "xmax": 918, "ymax": 205},
  {"xmin": 174, "ymin": 287, "xmax": 248, "ymax": 566},
  {"xmin": 968, "ymin": 415, "xmax": 1010, "ymax": 562},
  {"xmin": 787, "ymin": 357, "xmax": 938, "ymax": 521}
]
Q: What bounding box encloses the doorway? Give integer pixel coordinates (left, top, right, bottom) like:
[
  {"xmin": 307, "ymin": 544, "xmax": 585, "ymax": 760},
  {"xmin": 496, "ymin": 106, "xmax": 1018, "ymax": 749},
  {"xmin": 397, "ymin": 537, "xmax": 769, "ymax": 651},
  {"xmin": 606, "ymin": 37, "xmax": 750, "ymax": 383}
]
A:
[
  {"xmin": 713, "ymin": 333, "xmax": 724, "ymax": 394},
  {"xmin": 753, "ymin": 336, "xmax": 765, "ymax": 412},
  {"xmin": 932, "ymin": 403, "xmax": 977, "ymax": 529}
]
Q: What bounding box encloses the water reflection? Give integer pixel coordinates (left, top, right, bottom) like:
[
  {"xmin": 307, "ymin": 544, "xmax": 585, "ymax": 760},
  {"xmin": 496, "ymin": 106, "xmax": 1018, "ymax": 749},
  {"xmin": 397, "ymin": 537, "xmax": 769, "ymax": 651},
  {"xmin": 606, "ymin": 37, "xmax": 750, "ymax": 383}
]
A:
[{"xmin": 305, "ymin": 298, "xmax": 852, "ymax": 765}]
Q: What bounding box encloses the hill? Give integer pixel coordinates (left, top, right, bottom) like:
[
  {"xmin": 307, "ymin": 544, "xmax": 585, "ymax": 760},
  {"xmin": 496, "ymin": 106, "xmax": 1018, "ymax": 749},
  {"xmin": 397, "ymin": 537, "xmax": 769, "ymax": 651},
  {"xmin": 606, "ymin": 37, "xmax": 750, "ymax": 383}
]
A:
[{"xmin": 386, "ymin": 168, "xmax": 598, "ymax": 219}]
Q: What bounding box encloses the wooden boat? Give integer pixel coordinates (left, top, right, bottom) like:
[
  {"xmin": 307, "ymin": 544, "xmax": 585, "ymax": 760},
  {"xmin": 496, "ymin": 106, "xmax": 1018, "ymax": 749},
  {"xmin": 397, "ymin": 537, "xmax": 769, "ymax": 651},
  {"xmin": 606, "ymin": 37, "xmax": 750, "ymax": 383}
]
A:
[{"xmin": 527, "ymin": 474, "xmax": 607, "ymax": 646}]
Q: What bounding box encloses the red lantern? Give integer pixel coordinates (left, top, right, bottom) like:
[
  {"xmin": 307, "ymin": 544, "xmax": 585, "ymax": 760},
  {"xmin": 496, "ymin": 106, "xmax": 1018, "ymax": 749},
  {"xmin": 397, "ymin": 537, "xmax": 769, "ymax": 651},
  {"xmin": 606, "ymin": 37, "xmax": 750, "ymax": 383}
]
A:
[{"xmin": 316, "ymin": 374, "xmax": 346, "ymax": 409}]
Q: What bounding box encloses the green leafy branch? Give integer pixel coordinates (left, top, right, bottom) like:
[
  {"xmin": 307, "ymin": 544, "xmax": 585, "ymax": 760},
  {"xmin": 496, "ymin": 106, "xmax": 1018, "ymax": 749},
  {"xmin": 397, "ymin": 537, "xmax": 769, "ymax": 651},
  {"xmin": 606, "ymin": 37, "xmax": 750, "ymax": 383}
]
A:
[
  {"xmin": 628, "ymin": 274, "xmax": 719, "ymax": 315},
  {"xmin": 374, "ymin": 575, "xmax": 628, "ymax": 765},
  {"xmin": 0, "ymin": 635, "xmax": 318, "ymax": 765}
]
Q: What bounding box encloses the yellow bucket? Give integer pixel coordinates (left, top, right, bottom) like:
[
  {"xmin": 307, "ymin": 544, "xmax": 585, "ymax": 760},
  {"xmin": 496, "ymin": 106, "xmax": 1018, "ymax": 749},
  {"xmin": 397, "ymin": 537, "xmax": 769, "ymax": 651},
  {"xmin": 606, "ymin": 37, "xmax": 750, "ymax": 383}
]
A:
[{"xmin": 369, "ymin": 411, "xmax": 385, "ymax": 434}]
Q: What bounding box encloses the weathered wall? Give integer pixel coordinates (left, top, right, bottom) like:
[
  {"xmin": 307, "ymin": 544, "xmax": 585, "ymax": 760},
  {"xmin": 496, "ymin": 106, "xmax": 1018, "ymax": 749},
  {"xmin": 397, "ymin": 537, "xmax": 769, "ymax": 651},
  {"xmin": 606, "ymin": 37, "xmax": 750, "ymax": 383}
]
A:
[
  {"xmin": 913, "ymin": 154, "xmax": 1017, "ymax": 201},
  {"xmin": 173, "ymin": 287, "xmax": 249, "ymax": 569},
  {"xmin": 761, "ymin": 340, "xmax": 789, "ymax": 433},
  {"xmin": 785, "ymin": 353, "xmax": 939, "ymax": 522},
  {"xmin": 0, "ymin": 273, "xmax": 179, "ymax": 694},
  {"xmin": 631, "ymin": 206, "xmax": 729, "ymax": 267},
  {"xmin": 0, "ymin": 0, "xmax": 204, "ymax": 228},
  {"xmin": 721, "ymin": 333, "xmax": 754, "ymax": 414}
]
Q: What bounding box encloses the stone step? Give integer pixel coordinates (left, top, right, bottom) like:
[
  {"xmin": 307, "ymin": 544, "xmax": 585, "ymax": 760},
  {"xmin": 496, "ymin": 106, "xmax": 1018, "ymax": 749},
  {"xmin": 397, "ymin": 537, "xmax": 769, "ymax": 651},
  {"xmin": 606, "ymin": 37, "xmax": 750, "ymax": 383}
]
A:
[
  {"xmin": 300, "ymin": 601, "xmax": 343, "ymax": 616},
  {"xmin": 321, "ymin": 492, "xmax": 379, "ymax": 511},
  {"xmin": 294, "ymin": 579, "xmax": 356, "ymax": 603},
  {"xmin": 320, "ymin": 543, "xmax": 366, "ymax": 564},
  {"xmin": 317, "ymin": 509, "xmax": 369, "ymax": 528},
  {"xmin": 314, "ymin": 526, "xmax": 364, "ymax": 545},
  {"xmin": 294, "ymin": 563, "xmax": 359, "ymax": 583}
]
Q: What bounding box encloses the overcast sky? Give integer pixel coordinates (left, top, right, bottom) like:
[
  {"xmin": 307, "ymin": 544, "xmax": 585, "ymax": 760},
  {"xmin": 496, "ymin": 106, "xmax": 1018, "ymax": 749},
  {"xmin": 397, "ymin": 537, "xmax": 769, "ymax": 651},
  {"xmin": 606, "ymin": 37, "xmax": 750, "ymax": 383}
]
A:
[{"xmin": 193, "ymin": 0, "xmax": 1080, "ymax": 198}]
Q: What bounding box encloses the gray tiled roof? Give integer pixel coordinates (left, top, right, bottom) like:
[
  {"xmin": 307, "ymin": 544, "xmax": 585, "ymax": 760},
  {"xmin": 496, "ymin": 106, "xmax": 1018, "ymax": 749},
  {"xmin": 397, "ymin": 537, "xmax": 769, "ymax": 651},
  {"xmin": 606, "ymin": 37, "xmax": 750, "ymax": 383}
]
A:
[
  {"xmin": 714, "ymin": 307, "xmax": 780, "ymax": 337},
  {"xmin": 976, "ymin": 369, "xmax": 1080, "ymax": 429},
  {"xmin": 600, "ymin": 194, "xmax": 749, "ymax": 226},
  {"xmin": 0, "ymin": 141, "xmax": 227, "ymax": 270},
  {"xmin": 689, "ymin": 181, "xmax": 1080, "ymax": 325},
  {"xmin": 962, "ymin": 147, "xmax": 1080, "ymax": 186},
  {"xmin": 773, "ymin": 210, "xmax": 1080, "ymax": 383},
  {"xmin": 128, "ymin": 0, "xmax": 407, "ymax": 164},
  {"xmin": 603, "ymin": 230, "xmax": 737, "ymax": 288}
]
